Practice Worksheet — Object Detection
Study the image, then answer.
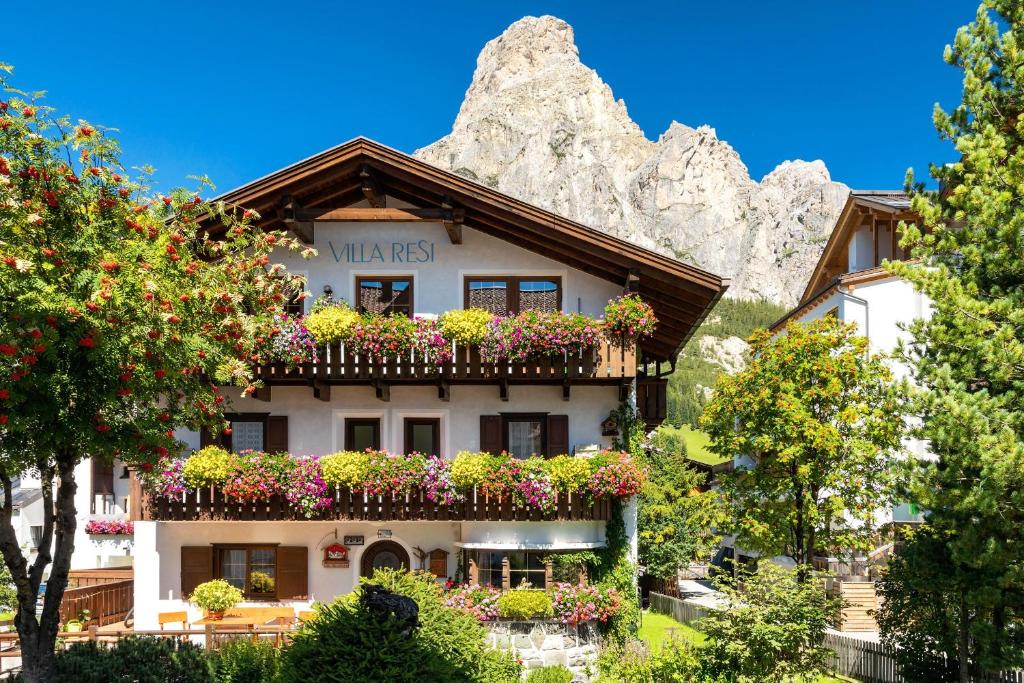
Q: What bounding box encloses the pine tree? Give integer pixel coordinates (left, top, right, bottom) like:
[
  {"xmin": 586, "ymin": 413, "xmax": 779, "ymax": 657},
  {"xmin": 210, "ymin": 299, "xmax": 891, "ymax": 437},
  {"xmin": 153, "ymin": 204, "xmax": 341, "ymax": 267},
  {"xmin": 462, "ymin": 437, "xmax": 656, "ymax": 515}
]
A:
[{"xmin": 886, "ymin": 2, "xmax": 1024, "ymax": 678}]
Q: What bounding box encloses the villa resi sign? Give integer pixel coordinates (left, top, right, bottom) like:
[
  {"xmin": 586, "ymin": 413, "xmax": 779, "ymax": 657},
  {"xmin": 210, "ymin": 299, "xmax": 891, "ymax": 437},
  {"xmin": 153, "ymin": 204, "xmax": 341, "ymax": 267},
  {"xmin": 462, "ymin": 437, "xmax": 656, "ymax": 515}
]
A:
[{"xmin": 329, "ymin": 240, "xmax": 435, "ymax": 264}]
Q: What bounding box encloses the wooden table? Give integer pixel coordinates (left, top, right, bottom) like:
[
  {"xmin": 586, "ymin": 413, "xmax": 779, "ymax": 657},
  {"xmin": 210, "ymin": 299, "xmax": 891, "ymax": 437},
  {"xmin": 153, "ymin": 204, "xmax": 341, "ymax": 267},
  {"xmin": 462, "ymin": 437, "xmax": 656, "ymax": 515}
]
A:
[{"xmin": 194, "ymin": 608, "xmax": 293, "ymax": 627}]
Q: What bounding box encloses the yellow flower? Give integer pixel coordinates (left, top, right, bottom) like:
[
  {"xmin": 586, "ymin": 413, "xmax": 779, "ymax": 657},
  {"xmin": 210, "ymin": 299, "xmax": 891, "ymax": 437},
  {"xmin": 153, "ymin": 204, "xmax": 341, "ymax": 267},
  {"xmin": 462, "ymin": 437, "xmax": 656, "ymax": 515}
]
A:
[
  {"xmin": 438, "ymin": 308, "xmax": 494, "ymax": 346},
  {"xmin": 321, "ymin": 451, "xmax": 369, "ymax": 488},
  {"xmin": 305, "ymin": 306, "xmax": 360, "ymax": 345},
  {"xmin": 450, "ymin": 451, "xmax": 492, "ymax": 489},
  {"xmin": 182, "ymin": 446, "xmax": 232, "ymax": 488}
]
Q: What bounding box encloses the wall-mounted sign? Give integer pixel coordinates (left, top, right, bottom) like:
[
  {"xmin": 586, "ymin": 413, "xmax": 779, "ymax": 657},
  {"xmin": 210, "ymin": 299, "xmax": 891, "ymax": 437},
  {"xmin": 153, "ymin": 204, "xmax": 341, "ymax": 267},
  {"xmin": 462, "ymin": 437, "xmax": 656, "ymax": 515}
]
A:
[
  {"xmin": 322, "ymin": 543, "xmax": 350, "ymax": 568},
  {"xmin": 343, "ymin": 535, "xmax": 364, "ymax": 546},
  {"xmin": 377, "ymin": 529, "xmax": 392, "ymax": 539},
  {"xmin": 328, "ymin": 241, "xmax": 435, "ymax": 264}
]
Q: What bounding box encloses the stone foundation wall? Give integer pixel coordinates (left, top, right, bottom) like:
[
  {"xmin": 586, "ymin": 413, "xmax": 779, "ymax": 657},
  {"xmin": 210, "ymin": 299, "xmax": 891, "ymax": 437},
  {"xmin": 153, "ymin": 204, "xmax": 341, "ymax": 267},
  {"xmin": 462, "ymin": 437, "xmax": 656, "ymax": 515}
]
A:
[{"xmin": 485, "ymin": 620, "xmax": 600, "ymax": 680}]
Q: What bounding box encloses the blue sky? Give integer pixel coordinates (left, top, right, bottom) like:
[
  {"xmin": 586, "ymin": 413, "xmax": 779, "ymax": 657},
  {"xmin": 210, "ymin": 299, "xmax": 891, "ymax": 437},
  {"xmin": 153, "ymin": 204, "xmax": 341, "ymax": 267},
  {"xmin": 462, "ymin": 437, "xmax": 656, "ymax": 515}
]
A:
[{"xmin": 4, "ymin": 1, "xmax": 974, "ymax": 193}]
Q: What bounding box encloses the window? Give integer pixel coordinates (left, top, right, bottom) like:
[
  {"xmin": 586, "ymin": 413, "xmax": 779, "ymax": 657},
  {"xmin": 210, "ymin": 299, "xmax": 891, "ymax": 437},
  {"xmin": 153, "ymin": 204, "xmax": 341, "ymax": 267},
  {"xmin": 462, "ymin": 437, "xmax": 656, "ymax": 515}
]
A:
[
  {"xmin": 504, "ymin": 415, "xmax": 545, "ymax": 459},
  {"xmin": 404, "ymin": 418, "xmax": 440, "ymax": 456},
  {"xmin": 229, "ymin": 416, "xmax": 266, "ymax": 453},
  {"xmin": 356, "ymin": 276, "xmax": 413, "ymax": 316},
  {"xmin": 29, "ymin": 526, "xmax": 42, "ymax": 549},
  {"xmin": 509, "ymin": 551, "xmax": 547, "ymax": 589},
  {"xmin": 214, "ymin": 545, "xmax": 277, "ymax": 599},
  {"xmin": 203, "ymin": 414, "xmax": 288, "ymax": 454},
  {"xmin": 464, "ymin": 276, "xmax": 561, "ymax": 315},
  {"xmin": 475, "ymin": 551, "xmax": 504, "ymax": 588},
  {"xmin": 345, "ymin": 418, "xmax": 381, "ymax": 452}
]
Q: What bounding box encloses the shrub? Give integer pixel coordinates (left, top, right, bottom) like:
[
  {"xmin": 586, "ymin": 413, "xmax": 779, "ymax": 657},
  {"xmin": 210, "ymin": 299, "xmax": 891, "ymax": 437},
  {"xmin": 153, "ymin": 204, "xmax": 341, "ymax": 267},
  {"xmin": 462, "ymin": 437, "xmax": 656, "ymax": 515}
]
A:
[
  {"xmin": 444, "ymin": 584, "xmax": 501, "ymax": 622},
  {"xmin": 525, "ymin": 665, "xmax": 574, "ymax": 683},
  {"xmin": 12, "ymin": 636, "xmax": 214, "ymax": 683},
  {"xmin": 595, "ymin": 638, "xmax": 698, "ymax": 683},
  {"xmin": 304, "ymin": 303, "xmax": 360, "ymax": 344},
  {"xmin": 697, "ymin": 563, "xmax": 840, "ymax": 682},
  {"xmin": 320, "ymin": 451, "xmax": 369, "ymax": 488},
  {"xmin": 550, "ymin": 583, "xmax": 621, "ymax": 626},
  {"xmin": 439, "ymin": 308, "xmax": 494, "ymax": 345},
  {"xmin": 450, "ymin": 451, "xmax": 494, "ymax": 489},
  {"xmin": 588, "ymin": 451, "xmax": 646, "ymax": 498},
  {"xmin": 189, "ymin": 579, "xmax": 243, "ymax": 612},
  {"xmin": 277, "ymin": 569, "xmax": 521, "ymax": 683},
  {"xmin": 497, "ymin": 589, "xmax": 553, "ymax": 620},
  {"xmin": 210, "ymin": 639, "xmax": 279, "ymax": 683},
  {"xmin": 182, "ymin": 446, "xmax": 233, "ymax": 489},
  {"xmin": 544, "ymin": 455, "xmax": 591, "ymax": 493}
]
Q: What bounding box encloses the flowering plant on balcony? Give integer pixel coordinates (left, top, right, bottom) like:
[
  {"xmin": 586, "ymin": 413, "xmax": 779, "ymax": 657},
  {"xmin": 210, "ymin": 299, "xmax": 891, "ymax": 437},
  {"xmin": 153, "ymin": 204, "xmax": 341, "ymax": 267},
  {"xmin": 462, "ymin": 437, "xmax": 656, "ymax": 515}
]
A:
[
  {"xmin": 413, "ymin": 318, "xmax": 454, "ymax": 364},
  {"xmin": 182, "ymin": 446, "xmax": 232, "ymax": 488},
  {"xmin": 269, "ymin": 314, "xmax": 318, "ymax": 365},
  {"xmin": 450, "ymin": 451, "xmax": 495, "ymax": 489},
  {"xmin": 303, "ymin": 300, "xmax": 360, "ymax": 344},
  {"xmin": 587, "ymin": 450, "xmax": 646, "ymax": 498},
  {"xmin": 479, "ymin": 311, "xmax": 602, "ymax": 363},
  {"xmin": 514, "ymin": 461, "xmax": 556, "ymax": 512},
  {"xmin": 222, "ymin": 450, "xmax": 292, "ymax": 502},
  {"xmin": 361, "ymin": 450, "xmax": 425, "ymax": 496},
  {"xmin": 422, "ymin": 455, "xmax": 462, "ymax": 505},
  {"xmin": 438, "ymin": 308, "xmax": 494, "ymax": 345},
  {"xmin": 603, "ymin": 294, "xmax": 657, "ymax": 340},
  {"xmin": 139, "ymin": 456, "xmax": 186, "ymax": 498},
  {"xmin": 478, "ymin": 455, "xmax": 523, "ymax": 501},
  {"xmin": 550, "ymin": 582, "xmax": 621, "ymax": 626},
  {"xmin": 320, "ymin": 451, "xmax": 370, "ymax": 489},
  {"xmin": 444, "ymin": 584, "xmax": 501, "ymax": 622},
  {"xmin": 285, "ymin": 455, "xmax": 332, "ymax": 518},
  {"xmin": 347, "ymin": 314, "xmax": 419, "ymax": 359},
  {"xmin": 84, "ymin": 520, "xmax": 133, "ymax": 535},
  {"xmin": 544, "ymin": 455, "xmax": 592, "ymax": 494}
]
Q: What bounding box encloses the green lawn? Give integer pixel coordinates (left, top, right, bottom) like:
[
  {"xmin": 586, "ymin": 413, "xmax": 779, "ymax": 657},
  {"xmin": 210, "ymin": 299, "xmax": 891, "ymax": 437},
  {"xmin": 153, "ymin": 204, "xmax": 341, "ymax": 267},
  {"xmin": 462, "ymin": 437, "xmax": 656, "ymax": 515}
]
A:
[
  {"xmin": 639, "ymin": 610, "xmax": 855, "ymax": 683},
  {"xmin": 680, "ymin": 425, "xmax": 728, "ymax": 466}
]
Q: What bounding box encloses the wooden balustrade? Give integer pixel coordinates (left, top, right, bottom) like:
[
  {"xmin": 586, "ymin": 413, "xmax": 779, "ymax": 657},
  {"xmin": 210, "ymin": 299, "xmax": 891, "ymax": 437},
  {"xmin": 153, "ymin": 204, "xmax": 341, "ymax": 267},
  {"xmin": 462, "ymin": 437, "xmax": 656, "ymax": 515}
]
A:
[
  {"xmin": 58, "ymin": 579, "xmax": 134, "ymax": 627},
  {"xmin": 253, "ymin": 339, "xmax": 636, "ymax": 385},
  {"xmin": 140, "ymin": 487, "xmax": 614, "ymax": 523}
]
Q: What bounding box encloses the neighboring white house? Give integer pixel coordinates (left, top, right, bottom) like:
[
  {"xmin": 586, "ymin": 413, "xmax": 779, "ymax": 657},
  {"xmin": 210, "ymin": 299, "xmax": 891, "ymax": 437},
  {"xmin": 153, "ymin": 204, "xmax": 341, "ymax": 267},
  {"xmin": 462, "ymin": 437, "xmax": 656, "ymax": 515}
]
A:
[
  {"xmin": 118, "ymin": 138, "xmax": 728, "ymax": 628},
  {"xmin": 769, "ymin": 189, "xmax": 928, "ymax": 527}
]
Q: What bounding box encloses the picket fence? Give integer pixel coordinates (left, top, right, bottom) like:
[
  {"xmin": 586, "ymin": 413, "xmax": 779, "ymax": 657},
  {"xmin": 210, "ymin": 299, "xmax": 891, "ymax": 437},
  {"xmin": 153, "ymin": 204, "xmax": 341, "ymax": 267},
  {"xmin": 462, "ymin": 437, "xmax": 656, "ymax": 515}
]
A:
[{"xmin": 648, "ymin": 592, "xmax": 1024, "ymax": 683}]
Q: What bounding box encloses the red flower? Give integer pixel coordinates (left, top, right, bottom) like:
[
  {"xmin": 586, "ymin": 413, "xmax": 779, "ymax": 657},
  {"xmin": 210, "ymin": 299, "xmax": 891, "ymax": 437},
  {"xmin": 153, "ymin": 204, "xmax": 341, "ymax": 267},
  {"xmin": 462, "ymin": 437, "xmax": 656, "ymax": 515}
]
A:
[
  {"xmin": 117, "ymin": 388, "xmax": 132, "ymax": 397},
  {"xmin": 147, "ymin": 329, "xmax": 160, "ymax": 339},
  {"xmin": 0, "ymin": 415, "xmax": 7, "ymax": 425},
  {"xmin": 0, "ymin": 344, "xmax": 16, "ymax": 356},
  {"xmin": 100, "ymin": 261, "xmax": 119, "ymax": 272},
  {"xmin": 29, "ymin": 329, "xmax": 42, "ymax": 339},
  {"xmin": 79, "ymin": 337, "xmax": 95, "ymax": 348},
  {"xmin": 22, "ymin": 107, "xmax": 34, "ymax": 118},
  {"xmin": 154, "ymin": 369, "xmax": 167, "ymax": 379},
  {"xmin": 77, "ymin": 126, "xmax": 94, "ymax": 137},
  {"xmin": 96, "ymin": 424, "xmax": 110, "ymax": 432},
  {"xmin": 0, "ymin": 390, "xmax": 9, "ymax": 400}
]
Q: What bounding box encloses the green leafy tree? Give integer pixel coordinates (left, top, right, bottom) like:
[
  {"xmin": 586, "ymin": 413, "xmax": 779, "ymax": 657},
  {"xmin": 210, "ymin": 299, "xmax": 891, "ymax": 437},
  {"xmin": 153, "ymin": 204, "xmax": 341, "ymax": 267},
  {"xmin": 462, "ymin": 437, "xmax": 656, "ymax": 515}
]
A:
[
  {"xmin": 638, "ymin": 426, "xmax": 722, "ymax": 581},
  {"xmin": 885, "ymin": 2, "xmax": 1024, "ymax": 677},
  {"xmin": 698, "ymin": 563, "xmax": 841, "ymax": 683},
  {"xmin": 701, "ymin": 317, "xmax": 908, "ymax": 575},
  {"xmin": 0, "ymin": 66, "xmax": 310, "ymax": 681}
]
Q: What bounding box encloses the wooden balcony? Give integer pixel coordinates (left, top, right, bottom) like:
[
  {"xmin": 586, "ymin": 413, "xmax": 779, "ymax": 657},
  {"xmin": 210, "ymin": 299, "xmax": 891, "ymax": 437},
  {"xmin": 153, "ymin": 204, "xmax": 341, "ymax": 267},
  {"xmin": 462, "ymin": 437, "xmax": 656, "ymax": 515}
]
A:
[
  {"xmin": 138, "ymin": 487, "xmax": 614, "ymax": 523},
  {"xmin": 252, "ymin": 340, "xmax": 636, "ymax": 397}
]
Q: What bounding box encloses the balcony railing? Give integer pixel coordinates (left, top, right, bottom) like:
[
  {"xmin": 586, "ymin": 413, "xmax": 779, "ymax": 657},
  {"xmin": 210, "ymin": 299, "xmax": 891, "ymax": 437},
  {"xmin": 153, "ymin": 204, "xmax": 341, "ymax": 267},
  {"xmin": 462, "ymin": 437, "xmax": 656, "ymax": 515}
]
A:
[
  {"xmin": 253, "ymin": 339, "xmax": 636, "ymax": 384},
  {"xmin": 139, "ymin": 487, "xmax": 614, "ymax": 523}
]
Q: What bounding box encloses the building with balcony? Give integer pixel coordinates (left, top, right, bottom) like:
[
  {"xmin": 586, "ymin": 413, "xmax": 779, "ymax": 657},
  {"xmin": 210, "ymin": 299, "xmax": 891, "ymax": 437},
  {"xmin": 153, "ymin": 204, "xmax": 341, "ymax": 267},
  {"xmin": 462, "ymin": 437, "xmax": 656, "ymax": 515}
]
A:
[{"xmin": 116, "ymin": 138, "xmax": 728, "ymax": 627}]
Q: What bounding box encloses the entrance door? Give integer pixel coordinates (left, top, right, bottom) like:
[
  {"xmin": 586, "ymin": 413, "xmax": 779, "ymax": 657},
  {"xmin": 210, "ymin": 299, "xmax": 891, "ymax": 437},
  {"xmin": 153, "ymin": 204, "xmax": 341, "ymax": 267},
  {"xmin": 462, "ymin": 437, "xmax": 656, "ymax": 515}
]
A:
[{"xmin": 360, "ymin": 541, "xmax": 411, "ymax": 577}]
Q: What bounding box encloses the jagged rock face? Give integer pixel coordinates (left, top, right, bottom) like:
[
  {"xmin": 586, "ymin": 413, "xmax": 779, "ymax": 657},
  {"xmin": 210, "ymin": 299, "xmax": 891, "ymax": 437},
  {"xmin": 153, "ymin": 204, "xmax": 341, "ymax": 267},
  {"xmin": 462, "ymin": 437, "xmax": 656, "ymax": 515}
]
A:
[{"xmin": 417, "ymin": 16, "xmax": 849, "ymax": 306}]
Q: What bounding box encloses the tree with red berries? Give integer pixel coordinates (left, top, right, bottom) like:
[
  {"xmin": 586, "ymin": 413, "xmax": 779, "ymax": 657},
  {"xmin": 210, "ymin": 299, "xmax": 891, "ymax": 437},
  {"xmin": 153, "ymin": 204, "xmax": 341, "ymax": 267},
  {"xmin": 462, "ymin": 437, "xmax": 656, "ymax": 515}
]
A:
[{"xmin": 0, "ymin": 64, "xmax": 311, "ymax": 681}]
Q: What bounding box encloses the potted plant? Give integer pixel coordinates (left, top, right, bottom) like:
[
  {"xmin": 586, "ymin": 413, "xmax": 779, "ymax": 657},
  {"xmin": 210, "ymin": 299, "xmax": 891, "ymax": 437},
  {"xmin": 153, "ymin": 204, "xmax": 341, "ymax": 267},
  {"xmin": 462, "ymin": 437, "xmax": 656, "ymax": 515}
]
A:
[
  {"xmin": 189, "ymin": 579, "xmax": 243, "ymax": 620},
  {"xmin": 64, "ymin": 619, "xmax": 82, "ymax": 633}
]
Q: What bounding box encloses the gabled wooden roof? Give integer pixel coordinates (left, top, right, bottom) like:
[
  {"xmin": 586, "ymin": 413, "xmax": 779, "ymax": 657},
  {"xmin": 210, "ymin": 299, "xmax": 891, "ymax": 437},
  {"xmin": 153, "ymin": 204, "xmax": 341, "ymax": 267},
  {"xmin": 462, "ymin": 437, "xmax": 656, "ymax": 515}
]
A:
[
  {"xmin": 203, "ymin": 137, "xmax": 729, "ymax": 362},
  {"xmin": 799, "ymin": 191, "xmax": 914, "ymax": 303}
]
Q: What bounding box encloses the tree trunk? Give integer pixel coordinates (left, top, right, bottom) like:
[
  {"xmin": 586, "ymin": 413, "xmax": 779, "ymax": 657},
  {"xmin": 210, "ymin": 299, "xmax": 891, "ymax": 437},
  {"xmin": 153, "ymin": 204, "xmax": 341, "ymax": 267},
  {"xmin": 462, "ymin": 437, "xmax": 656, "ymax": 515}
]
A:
[
  {"xmin": 0, "ymin": 455, "xmax": 78, "ymax": 683},
  {"xmin": 958, "ymin": 589, "xmax": 970, "ymax": 683}
]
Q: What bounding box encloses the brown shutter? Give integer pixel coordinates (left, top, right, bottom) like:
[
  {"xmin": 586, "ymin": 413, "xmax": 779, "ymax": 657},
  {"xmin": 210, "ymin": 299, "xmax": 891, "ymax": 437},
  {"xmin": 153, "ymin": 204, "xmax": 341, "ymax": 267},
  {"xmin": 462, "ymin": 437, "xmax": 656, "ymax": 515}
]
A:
[
  {"xmin": 546, "ymin": 415, "xmax": 569, "ymax": 457},
  {"xmin": 266, "ymin": 416, "xmax": 289, "ymax": 453},
  {"xmin": 277, "ymin": 546, "xmax": 308, "ymax": 600},
  {"xmin": 480, "ymin": 415, "xmax": 502, "ymax": 455},
  {"xmin": 91, "ymin": 458, "xmax": 114, "ymax": 496},
  {"xmin": 181, "ymin": 546, "xmax": 213, "ymax": 598},
  {"xmin": 200, "ymin": 427, "xmax": 230, "ymax": 450}
]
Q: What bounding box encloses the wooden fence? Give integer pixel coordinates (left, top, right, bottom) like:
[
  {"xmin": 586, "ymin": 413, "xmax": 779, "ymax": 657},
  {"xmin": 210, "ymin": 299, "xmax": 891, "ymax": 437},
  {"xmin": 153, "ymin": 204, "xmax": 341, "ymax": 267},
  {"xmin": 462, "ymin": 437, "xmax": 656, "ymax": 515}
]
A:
[
  {"xmin": 67, "ymin": 568, "xmax": 133, "ymax": 589},
  {"xmin": 649, "ymin": 592, "xmax": 1024, "ymax": 683},
  {"xmin": 58, "ymin": 579, "xmax": 134, "ymax": 627},
  {"xmin": 141, "ymin": 487, "xmax": 614, "ymax": 523}
]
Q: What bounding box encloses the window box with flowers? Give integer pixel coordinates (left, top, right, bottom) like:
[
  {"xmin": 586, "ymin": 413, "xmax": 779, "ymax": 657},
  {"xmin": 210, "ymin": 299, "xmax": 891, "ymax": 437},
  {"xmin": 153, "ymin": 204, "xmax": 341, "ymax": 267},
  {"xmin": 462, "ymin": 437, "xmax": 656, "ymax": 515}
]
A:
[{"xmin": 84, "ymin": 520, "xmax": 134, "ymax": 536}]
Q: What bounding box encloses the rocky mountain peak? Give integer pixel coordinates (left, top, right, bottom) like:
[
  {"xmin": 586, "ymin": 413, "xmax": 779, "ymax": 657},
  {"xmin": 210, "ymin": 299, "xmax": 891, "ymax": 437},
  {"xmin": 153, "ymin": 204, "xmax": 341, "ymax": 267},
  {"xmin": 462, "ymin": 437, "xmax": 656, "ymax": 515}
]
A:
[{"xmin": 417, "ymin": 17, "xmax": 848, "ymax": 306}]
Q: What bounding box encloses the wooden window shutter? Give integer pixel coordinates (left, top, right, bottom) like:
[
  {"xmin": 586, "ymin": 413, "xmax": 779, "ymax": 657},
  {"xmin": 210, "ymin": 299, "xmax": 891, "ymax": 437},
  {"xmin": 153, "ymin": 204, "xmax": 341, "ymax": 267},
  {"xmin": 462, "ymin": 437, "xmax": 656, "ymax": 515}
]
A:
[
  {"xmin": 546, "ymin": 415, "xmax": 569, "ymax": 457},
  {"xmin": 180, "ymin": 546, "xmax": 213, "ymax": 598},
  {"xmin": 91, "ymin": 458, "xmax": 114, "ymax": 496},
  {"xmin": 428, "ymin": 548, "xmax": 449, "ymax": 578},
  {"xmin": 200, "ymin": 427, "xmax": 230, "ymax": 450},
  {"xmin": 277, "ymin": 546, "xmax": 308, "ymax": 600},
  {"xmin": 479, "ymin": 415, "xmax": 502, "ymax": 454},
  {"xmin": 266, "ymin": 416, "xmax": 289, "ymax": 454}
]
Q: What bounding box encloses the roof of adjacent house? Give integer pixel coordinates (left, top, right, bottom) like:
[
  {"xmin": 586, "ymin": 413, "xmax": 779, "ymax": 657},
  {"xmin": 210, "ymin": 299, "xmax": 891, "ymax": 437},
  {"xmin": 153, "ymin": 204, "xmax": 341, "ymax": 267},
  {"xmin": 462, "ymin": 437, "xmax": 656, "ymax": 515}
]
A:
[
  {"xmin": 0, "ymin": 487, "xmax": 42, "ymax": 510},
  {"xmin": 797, "ymin": 190, "xmax": 915, "ymax": 304},
  {"xmin": 201, "ymin": 137, "xmax": 730, "ymax": 362}
]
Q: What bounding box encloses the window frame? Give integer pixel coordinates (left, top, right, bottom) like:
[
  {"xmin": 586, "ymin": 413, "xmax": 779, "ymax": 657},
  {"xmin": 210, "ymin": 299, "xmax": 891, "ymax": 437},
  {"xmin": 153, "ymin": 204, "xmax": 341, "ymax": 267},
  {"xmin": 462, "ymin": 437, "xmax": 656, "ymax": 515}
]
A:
[
  {"xmin": 403, "ymin": 417, "xmax": 441, "ymax": 456},
  {"xmin": 223, "ymin": 412, "xmax": 270, "ymax": 454},
  {"xmin": 345, "ymin": 417, "xmax": 382, "ymax": 451},
  {"xmin": 212, "ymin": 543, "xmax": 279, "ymax": 600},
  {"xmin": 463, "ymin": 275, "xmax": 563, "ymax": 315},
  {"xmin": 355, "ymin": 275, "xmax": 414, "ymax": 317},
  {"xmin": 501, "ymin": 413, "xmax": 548, "ymax": 459}
]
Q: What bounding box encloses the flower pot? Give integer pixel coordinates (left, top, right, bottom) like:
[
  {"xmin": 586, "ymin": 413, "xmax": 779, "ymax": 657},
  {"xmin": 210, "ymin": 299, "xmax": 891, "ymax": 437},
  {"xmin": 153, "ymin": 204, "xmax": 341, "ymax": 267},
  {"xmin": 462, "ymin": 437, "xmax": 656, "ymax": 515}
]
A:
[
  {"xmin": 206, "ymin": 610, "xmax": 225, "ymax": 621},
  {"xmin": 65, "ymin": 621, "xmax": 82, "ymax": 633}
]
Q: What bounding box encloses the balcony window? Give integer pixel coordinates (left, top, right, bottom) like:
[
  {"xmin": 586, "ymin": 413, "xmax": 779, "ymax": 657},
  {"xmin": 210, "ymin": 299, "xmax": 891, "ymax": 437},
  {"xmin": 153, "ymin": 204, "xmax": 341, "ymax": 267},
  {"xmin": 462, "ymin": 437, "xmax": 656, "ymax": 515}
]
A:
[
  {"xmin": 356, "ymin": 276, "xmax": 413, "ymax": 317},
  {"xmin": 215, "ymin": 545, "xmax": 277, "ymax": 599},
  {"xmin": 464, "ymin": 276, "xmax": 561, "ymax": 315},
  {"xmin": 469, "ymin": 550, "xmax": 551, "ymax": 588},
  {"xmin": 404, "ymin": 418, "xmax": 440, "ymax": 456},
  {"xmin": 505, "ymin": 415, "xmax": 545, "ymax": 459},
  {"xmin": 346, "ymin": 418, "xmax": 381, "ymax": 452}
]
